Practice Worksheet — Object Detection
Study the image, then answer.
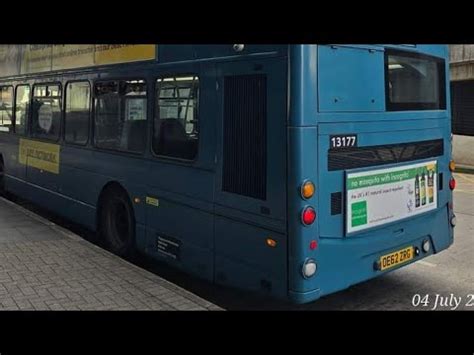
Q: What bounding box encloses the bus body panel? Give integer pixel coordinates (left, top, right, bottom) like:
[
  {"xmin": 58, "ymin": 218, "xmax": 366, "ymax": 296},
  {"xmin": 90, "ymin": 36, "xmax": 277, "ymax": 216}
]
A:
[
  {"xmin": 287, "ymin": 127, "xmax": 320, "ymax": 295},
  {"xmin": 318, "ymin": 45, "xmax": 386, "ymax": 112},
  {"xmin": 1, "ymin": 135, "xmax": 26, "ymax": 182},
  {"xmin": 211, "ymin": 56, "xmax": 288, "ymax": 298},
  {"xmin": 214, "ymin": 216, "xmax": 288, "ymax": 299}
]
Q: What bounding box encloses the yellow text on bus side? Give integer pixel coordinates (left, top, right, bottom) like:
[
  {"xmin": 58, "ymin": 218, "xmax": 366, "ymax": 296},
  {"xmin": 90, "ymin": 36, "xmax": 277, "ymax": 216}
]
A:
[{"xmin": 19, "ymin": 139, "xmax": 60, "ymax": 174}]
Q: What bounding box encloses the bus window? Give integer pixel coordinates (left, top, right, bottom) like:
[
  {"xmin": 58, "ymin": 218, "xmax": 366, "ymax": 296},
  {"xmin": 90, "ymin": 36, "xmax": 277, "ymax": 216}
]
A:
[
  {"xmin": 386, "ymin": 50, "xmax": 446, "ymax": 111},
  {"xmin": 153, "ymin": 75, "xmax": 199, "ymax": 160},
  {"xmin": 94, "ymin": 80, "xmax": 147, "ymax": 153},
  {"xmin": 31, "ymin": 84, "xmax": 61, "ymax": 140},
  {"xmin": 65, "ymin": 81, "xmax": 90, "ymax": 145},
  {"xmin": 14, "ymin": 85, "xmax": 30, "ymax": 135},
  {"xmin": 0, "ymin": 86, "xmax": 13, "ymax": 133}
]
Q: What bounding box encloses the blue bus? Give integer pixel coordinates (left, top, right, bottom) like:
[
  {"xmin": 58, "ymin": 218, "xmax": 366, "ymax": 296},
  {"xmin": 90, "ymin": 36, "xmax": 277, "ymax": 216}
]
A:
[{"xmin": 0, "ymin": 44, "xmax": 456, "ymax": 303}]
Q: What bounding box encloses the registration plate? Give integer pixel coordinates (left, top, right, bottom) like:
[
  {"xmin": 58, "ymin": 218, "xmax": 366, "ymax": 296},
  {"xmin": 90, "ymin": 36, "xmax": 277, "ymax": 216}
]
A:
[{"xmin": 379, "ymin": 246, "xmax": 414, "ymax": 271}]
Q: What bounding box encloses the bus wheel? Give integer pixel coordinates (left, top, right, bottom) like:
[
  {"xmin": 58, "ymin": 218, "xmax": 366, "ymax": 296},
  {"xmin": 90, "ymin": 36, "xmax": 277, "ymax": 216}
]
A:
[{"xmin": 100, "ymin": 188, "xmax": 136, "ymax": 257}]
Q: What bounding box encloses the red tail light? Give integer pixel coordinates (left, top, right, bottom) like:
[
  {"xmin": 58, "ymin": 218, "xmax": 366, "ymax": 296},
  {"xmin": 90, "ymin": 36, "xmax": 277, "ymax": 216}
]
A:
[
  {"xmin": 449, "ymin": 178, "xmax": 456, "ymax": 190},
  {"xmin": 301, "ymin": 207, "xmax": 316, "ymax": 226}
]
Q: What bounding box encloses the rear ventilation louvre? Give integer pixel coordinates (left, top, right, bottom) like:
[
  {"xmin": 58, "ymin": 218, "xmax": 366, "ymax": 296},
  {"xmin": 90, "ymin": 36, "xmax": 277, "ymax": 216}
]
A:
[
  {"xmin": 222, "ymin": 74, "xmax": 267, "ymax": 200},
  {"xmin": 328, "ymin": 139, "xmax": 444, "ymax": 171}
]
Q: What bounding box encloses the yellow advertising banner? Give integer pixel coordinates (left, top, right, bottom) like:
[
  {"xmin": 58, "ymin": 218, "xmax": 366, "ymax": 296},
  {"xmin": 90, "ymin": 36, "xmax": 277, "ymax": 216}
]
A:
[
  {"xmin": 0, "ymin": 45, "xmax": 21, "ymax": 76},
  {"xmin": 21, "ymin": 45, "xmax": 53, "ymax": 74},
  {"xmin": 52, "ymin": 45, "xmax": 95, "ymax": 71},
  {"xmin": 19, "ymin": 139, "xmax": 61, "ymax": 174},
  {"xmin": 94, "ymin": 44, "xmax": 156, "ymax": 65},
  {"xmin": 17, "ymin": 44, "xmax": 156, "ymax": 74}
]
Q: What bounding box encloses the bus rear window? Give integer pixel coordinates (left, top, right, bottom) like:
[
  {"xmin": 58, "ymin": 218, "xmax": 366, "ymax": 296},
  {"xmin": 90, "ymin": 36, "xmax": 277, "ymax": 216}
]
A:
[{"xmin": 385, "ymin": 50, "xmax": 446, "ymax": 111}]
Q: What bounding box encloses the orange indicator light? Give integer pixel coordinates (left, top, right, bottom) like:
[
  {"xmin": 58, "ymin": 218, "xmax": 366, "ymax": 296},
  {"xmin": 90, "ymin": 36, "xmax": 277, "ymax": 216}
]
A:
[
  {"xmin": 266, "ymin": 238, "xmax": 277, "ymax": 248},
  {"xmin": 449, "ymin": 160, "xmax": 456, "ymax": 172},
  {"xmin": 301, "ymin": 181, "xmax": 315, "ymax": 199}
]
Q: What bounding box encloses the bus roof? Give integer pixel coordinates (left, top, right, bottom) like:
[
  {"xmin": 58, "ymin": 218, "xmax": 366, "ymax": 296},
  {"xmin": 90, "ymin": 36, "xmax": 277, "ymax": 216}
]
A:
[{"xmin": 0, "ymin": 44, "xmax": 447, "ymax": 80}]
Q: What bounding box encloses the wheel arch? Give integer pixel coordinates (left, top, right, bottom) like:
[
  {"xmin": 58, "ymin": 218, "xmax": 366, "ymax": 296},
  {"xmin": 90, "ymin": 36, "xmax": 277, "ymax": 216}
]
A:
[{"xmin": 95, "ymin": 181, "xmax": 131, "ymax": 232}]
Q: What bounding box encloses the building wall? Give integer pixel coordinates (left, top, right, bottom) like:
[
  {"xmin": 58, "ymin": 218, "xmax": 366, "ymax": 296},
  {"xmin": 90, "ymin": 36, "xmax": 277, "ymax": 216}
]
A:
[
  {"xmin": 450, "ymin": 45, "xmax": 474, "ymax": 168},
  {"xmin": 453, "ymin": 135, "xmax": 474, "ymax": 168},
  {"xmin": 450, "ymin": 44, "xmax": 474, "ymax": 82}
]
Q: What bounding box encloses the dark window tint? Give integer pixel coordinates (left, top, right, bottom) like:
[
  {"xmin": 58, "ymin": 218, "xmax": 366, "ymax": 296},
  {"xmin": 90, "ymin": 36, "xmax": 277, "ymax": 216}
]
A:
[
  {"xmin": 0, "ymin": 86, "xmax": 13, "ymax": 133},
  {"xmin": 94, "ymin": 80, "xmax": 147, "ymax": 153},
  {"xmin": 14, "ymin": 85, "xmax": 30, "ymax": 135},
  {"xmin": 153, "ymin": 76, "xmax": 199, "ymax": 160},
  {"xmin": 65, "ymin": 81, "xmax": 90, "ymax": 144},
  {"xmin": 386, "ymin": 50, "xmax": 446, "ymax": 111},
  {"xmin": 31, "ymin": 84, "xmax": 61, "ymax": 140},
  {"xmin": 451, "ymin": 80, "xmax": 474, "ymax": 136}
]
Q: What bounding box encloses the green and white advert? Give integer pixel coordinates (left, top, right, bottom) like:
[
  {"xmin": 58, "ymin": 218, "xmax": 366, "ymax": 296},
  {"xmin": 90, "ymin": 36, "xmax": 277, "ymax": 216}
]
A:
[{"xmin": 346, "ymin": 160, "xmax": 438, "ymax": 234}]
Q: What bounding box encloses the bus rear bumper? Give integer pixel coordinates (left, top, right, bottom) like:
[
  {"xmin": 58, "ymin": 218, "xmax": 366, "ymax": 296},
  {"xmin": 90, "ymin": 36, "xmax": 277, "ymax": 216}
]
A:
[
  {"xmin": 320, "ymin": 214, "xmax": 453, "ymax": 299},
  {"xmin": 288, "ymin": 288, "xmax": 321, "ymax": 304},
  {"xmin": 289, "ymin": 206, "xmax": 454, "ymax": 304}
]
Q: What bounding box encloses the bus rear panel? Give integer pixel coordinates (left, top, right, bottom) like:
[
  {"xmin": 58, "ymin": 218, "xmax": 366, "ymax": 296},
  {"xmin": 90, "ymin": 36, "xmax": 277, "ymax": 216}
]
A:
[{"xmin": 287, "ymin": 45, "xmax": 454, "ymax": 303}]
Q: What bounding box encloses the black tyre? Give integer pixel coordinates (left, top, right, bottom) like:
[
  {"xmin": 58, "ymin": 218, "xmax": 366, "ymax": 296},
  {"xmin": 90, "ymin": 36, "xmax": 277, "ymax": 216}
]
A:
[{"xmin": 100, "ymin": 188, "xmax": 136, "ymax": 257}]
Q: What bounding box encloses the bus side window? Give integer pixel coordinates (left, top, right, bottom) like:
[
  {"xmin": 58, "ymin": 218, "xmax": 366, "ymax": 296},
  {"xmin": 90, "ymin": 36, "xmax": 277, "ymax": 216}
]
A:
[
  {"xmin": 14, "ymin": 85, "xmax": 30, "ymax": 135},
  {"xmin": 31, "ymin": 84, "xmax": 61, "ymax": 141},
  {"xmin": 153, "ymin": 75, "xmax": 199, "ymax": 160},
  {"xmin": 65, "ymin": 81, "xmax": 90, "ymax": 145},
  {"xmin": 94, "ymin": 80, "xmax": 147, "ymax": 154},
  {"xmin": 0, "ymin": 86, "xmax": 14, "ymax": 133}
]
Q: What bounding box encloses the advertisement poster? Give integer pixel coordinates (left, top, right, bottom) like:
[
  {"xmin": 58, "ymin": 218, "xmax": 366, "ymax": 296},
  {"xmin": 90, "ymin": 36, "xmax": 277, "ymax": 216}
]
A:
[
  {"xmin": 126, "ymin": 98, "xmax": 147, "ymax": 121},
  {"xmin": 19, "ymin": 138, "xmax": 60, "ymax": 174},
  {"xmin": 52, "ymin": 45, "xmax": 95, "ymax": 71},
  {"xmin": 0, "ymin": 45, "xmax": 21, "ymax": 76},
  {"xmin": 346, "ymin": 160, "xmax": 438, "ymax": 234},
  {"xmin": 37, "ymin": 104, "xmax": 53, "ymax": 133},
  {"xmin": 2, "ymin": 45, "xmax": 157, "ymax": 76},
  {"xmin": 94, "ymin": 44, "xmax": 155, "ymax": 65},
  {"xmin": 21, "ymin": 45, "xmax": 53, "ymax": 73}
]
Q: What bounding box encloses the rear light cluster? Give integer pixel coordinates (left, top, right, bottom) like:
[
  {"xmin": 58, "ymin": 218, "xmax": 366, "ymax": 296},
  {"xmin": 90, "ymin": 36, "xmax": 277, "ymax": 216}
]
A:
[
  {"xmin": 302, "ymin": 258, "xmax": 317, "ymax": 279},
  {"xmin": 449, "ymin": 160, "xmax": 456, "ymax": 172},
  {"xmin": 451, "ymin": 215, "xmax": 457, "ymax": 227},
  {"xmin": 300, "ymin": 180, "xmax": 315, "ymax": 199},
  {"xmin": 300, "ymin": 180, "xmax": 319, "ymax": 279},
  {"xmin": 449, "ymin": 160, "xmax": 456, "ymax": 190},
  {"xmin": 448, "ymin": 160, "xmax": 456, "ymax": 228},
  {"xmin": 300, "ymin": 180, "xmax": 316, "ymax": 226},
  {"xmin": 301, "ymin": 206, "xmax": 316, "ymax": 226},
  {"xmin": 449, "ymin": 178, "xmax": 456, "ymax": 190}
]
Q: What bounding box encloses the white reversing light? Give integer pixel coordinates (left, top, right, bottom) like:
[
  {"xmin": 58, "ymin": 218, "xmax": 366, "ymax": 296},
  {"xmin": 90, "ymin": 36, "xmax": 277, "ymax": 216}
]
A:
[
  {"xmin": 451, "ymin": 215, "xmax": 457, "ymax": 227},
  {"xmin": 422, "ymin": 239, "xmax": 431, "ymax": 253},
  {"xmin": 302, "ymin": 259, "xmax": 317, "ymax": 279}
]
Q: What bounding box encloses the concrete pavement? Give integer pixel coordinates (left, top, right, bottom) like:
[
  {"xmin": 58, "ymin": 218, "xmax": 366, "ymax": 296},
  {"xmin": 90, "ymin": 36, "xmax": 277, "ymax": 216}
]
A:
[{"xmin": 0, "ymin": 197, "xmax": 221, "ymax": 311}]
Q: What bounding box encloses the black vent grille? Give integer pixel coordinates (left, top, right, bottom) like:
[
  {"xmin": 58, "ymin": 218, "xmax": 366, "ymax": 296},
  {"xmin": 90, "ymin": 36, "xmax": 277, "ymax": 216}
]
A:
[
  {"xmin": 222, "ymin": 74, "xmax": 267, "ymax": 200},
  {"xmin": 328, "ymin": 139, "xmax": 444, "ymax": 171},
  {"xmin": 331, "ymin": 192, "xmax": 342, "ymax": 215}
]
